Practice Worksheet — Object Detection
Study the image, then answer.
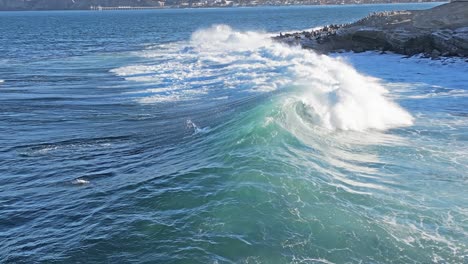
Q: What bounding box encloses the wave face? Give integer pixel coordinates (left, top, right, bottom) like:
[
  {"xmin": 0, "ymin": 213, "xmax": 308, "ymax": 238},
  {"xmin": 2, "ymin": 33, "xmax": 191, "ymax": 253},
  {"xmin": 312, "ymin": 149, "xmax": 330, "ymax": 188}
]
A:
[{"xmin": 114, "ymin": 25, "xmax": 413, "ymax": 131}]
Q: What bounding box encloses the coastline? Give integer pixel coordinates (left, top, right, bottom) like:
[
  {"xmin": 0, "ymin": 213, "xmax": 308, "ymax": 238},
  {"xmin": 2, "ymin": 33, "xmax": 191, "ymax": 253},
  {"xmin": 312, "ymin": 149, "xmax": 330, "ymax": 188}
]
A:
[
  {"xmin": 274, "ymin": 1, "xmax": 468, "ymax": 58},
  {"xmin": 0, "ymin": 1, "xmax": 445, "ymax": 11}
]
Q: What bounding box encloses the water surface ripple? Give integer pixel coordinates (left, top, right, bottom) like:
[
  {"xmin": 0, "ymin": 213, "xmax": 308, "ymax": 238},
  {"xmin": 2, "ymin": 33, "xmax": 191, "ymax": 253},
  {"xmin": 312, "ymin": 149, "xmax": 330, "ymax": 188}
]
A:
[{"xmin": 1, "ymin": 3, "xmax": 467, "ymax": 263}]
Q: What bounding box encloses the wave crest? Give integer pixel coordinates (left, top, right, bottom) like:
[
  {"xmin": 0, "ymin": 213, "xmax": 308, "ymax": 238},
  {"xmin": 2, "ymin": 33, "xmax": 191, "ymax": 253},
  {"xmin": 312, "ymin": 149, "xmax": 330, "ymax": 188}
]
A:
[{"xmin": 113, "ymin": 24, "xmax": 413, "ymax": 131}]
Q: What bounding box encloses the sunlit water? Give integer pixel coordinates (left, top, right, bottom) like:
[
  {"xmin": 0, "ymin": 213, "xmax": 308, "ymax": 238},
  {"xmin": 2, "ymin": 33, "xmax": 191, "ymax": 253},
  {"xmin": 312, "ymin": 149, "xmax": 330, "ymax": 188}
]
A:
[{"xmin": 1, "ymin": 3, "xmax": 467, "ymax": 263}]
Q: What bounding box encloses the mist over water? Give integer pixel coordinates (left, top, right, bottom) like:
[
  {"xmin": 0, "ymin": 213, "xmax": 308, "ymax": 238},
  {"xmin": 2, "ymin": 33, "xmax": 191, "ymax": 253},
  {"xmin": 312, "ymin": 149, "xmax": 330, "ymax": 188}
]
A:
[{"xmin": 1, "ymin": 3, "xmax": 467, "ymax": 263}]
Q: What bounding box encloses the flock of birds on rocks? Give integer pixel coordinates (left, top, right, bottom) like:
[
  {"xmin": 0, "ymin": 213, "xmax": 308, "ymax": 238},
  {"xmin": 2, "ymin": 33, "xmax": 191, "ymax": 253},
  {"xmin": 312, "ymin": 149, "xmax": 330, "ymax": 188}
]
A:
[
  {"xmin": 276, "ymin": 10, "xmax": 409, "ymax": 42},
  {"xmin": 277, "ymin": 23, "xmax": 345, "ymax": 41},
  {"xmin": 354, "ymin": 10, "xmax": 411, "ymax": 25}
]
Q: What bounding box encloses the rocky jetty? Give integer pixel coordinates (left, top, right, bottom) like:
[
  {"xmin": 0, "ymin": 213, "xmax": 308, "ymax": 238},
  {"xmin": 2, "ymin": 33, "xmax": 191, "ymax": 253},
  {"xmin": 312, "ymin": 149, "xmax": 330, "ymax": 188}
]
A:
[{"xmin": 274, "ymin": 1, "xmax": 468, "ymax": 58}]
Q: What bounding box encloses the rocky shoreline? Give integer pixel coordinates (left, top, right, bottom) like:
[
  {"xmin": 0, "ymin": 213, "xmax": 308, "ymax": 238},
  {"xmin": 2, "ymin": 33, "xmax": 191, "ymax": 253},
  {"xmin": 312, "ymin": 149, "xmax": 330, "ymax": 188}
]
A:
[{"xmin": 274, "ymin": 1, "xmax": 468, "ymax": 59}]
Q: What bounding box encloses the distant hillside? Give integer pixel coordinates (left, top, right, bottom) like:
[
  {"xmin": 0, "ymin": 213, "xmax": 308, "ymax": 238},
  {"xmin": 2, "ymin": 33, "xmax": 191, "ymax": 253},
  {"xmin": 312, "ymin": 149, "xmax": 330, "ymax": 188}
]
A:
[
  {"xmin": 0, "ymin": 0, "xmax": 443, "ymax": 11},
  {"xmin": 0, "ymin": 0, "xmax": 164, "ymax": 10}
]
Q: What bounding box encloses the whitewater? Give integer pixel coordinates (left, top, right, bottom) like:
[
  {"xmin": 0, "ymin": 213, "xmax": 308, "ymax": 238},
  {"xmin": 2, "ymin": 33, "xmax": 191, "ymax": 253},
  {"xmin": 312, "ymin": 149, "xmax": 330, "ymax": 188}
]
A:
[
  {"xmin": 113, "ymin": 25, "xmax": 414, "ymax": 131},
  {"xmin": 1, "ymin": 4, "xmax": 467, "ymax": 263}
]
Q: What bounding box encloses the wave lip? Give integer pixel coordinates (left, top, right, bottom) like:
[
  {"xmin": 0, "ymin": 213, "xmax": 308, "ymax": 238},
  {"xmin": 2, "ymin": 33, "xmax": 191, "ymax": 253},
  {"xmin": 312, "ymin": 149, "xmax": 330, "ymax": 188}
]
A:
[{"xmin": 291, "ymin": 55, "xmax": 414, "ymax": 131}]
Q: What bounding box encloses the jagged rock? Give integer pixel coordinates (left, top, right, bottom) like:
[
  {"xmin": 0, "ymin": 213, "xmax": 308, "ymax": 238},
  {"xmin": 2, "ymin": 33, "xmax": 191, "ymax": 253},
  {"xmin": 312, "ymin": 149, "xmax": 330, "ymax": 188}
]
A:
[
  {"xmin": 431, "ymin": 49, "xmax": 441, "ymax": 59},
  {"xmin": 274, "ymin": 2, "xmax": 468, "ymax": 58}
]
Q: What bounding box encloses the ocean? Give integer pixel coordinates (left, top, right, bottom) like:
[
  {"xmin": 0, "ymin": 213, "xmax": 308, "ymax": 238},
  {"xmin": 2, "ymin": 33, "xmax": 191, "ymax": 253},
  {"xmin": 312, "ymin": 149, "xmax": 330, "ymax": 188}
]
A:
[{"xmin": 1, "ymin": 3, "xmax": 467, "ymax": 263}]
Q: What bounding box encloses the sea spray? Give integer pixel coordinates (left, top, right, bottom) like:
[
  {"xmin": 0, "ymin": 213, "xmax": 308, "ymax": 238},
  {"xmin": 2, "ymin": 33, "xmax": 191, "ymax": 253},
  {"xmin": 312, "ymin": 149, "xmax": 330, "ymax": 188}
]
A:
[
  {"xmin": 114, "ymin": 24, "xmax": 413, "ymax": 131},
  {"xmin": 286, "ymin": 54, "xmax": 415, "ymax": 131}
]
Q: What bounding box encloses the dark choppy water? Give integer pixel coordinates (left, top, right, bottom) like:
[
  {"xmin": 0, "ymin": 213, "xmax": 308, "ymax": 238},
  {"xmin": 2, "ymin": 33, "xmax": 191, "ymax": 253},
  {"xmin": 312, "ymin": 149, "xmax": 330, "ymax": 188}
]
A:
[{"xmin": 1, "ymin": 3, "xmax": 468, "ymax": 263}]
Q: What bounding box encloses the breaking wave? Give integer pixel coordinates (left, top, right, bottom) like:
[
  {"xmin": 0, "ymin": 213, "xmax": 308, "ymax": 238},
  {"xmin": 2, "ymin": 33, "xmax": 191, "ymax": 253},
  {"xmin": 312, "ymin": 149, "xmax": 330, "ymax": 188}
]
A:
[{"xmin": 112, "ymin": 24, "xmax": 413, "ymax": 131}]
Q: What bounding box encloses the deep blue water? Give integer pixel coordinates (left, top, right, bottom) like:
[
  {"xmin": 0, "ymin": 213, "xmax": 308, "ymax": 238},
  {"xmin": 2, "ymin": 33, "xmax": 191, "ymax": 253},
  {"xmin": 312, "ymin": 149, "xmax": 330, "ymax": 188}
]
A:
[{"xmin": 1, "ymin": 3, "xmax": 468, "ymax": 263}]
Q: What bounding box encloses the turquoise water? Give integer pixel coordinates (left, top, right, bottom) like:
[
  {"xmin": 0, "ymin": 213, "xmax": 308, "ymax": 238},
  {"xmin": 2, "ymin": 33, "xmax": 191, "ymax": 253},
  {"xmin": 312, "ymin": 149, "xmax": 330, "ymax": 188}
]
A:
[{"xmin": 1, "ymin": 3, "xmax": 467, "ymax": 263}]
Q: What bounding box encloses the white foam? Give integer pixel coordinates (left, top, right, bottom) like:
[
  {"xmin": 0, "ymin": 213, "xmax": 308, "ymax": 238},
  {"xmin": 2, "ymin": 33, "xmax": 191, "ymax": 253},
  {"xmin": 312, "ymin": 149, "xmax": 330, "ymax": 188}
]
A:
[
  {"xmin": 112, "ymin": 25, "xmax": 414, "ymax": 131},
  {"xmin": 191, "ymin": 24, "xmax": 269, "ymax": 52},
  {"xmin": 274, "ymin": 49, "xmax": 414, "ymax": 131},
  {"xmin": 72, "ymin": 178, "xmax": 90, "ymax": 185},
  {"xmin": 186, "ymin": 119, "xmax": 211, "ymax": 134},
  {"xmin": 407, "ymin": 89, "xmax": 468, "ymax": 99},
  {"xmin": 138, "ymin": 93, "xmax": 183, "ymax": 104}
]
